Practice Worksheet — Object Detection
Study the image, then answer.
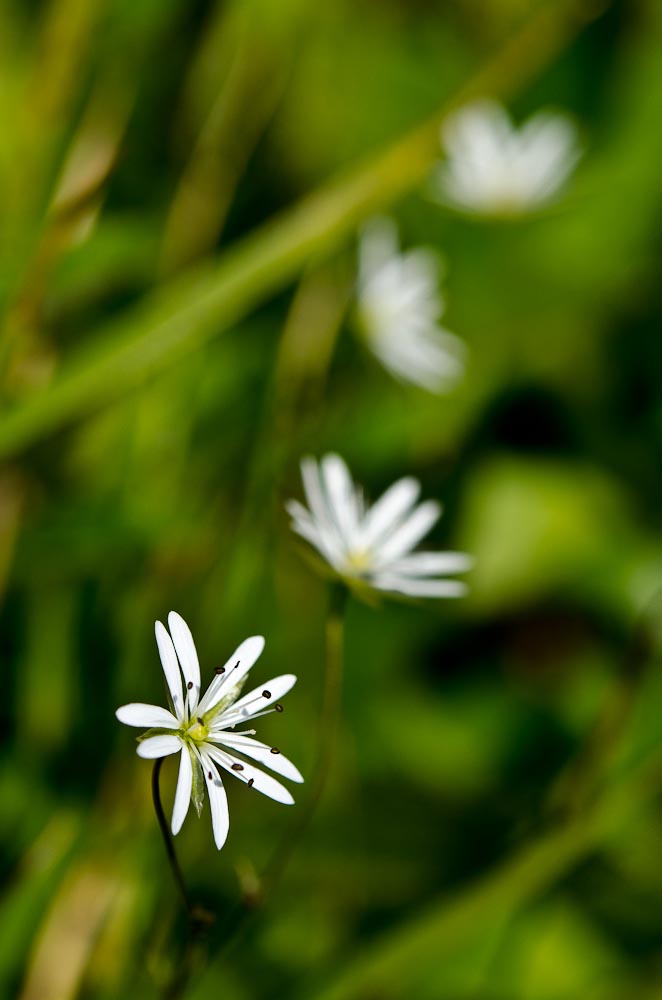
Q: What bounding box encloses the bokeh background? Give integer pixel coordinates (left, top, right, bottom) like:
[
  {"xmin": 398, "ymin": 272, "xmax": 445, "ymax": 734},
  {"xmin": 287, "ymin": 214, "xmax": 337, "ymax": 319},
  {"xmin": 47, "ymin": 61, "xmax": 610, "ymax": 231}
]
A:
[{"xmin": 0, "ymin": 1, "xmax": 661, "ymax": 998}]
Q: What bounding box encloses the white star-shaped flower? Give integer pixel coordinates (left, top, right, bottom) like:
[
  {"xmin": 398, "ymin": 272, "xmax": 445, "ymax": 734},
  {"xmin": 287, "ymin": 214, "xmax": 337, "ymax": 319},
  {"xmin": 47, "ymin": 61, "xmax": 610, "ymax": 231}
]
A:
[
  {"xmin": 434, "ymin": 99, "xmax": 581, "ymax": 215},
  {"xmin": 116, "ymin": 612, "xmax": 303, "ymax": 850},
  {"xmin": 356, "ymin": 217, "xmax": 466, "ymax": 394},
  {"xmin": 287, "ymin": 453, "xmax": 471, "ymax": 600}
]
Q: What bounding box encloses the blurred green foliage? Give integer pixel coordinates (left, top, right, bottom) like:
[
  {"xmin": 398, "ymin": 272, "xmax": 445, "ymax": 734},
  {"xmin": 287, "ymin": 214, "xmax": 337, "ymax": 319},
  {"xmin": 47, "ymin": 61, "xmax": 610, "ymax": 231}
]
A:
[{"xmin": 0, "ymin": 0, "xmax": 661, "ymax": 998}]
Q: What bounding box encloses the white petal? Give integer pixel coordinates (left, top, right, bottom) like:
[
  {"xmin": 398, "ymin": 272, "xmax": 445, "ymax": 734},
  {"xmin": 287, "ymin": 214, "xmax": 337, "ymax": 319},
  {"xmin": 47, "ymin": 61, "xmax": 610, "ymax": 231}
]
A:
[
  {"xmin": 387, "ymin": 552, "xmax": 473, "ymax": 577},
  {"xmin": 373, "ymin": 574, "xmax": 468, "ymax": 598},
  {"xmin": 230, "ymin": 673, "xmax": 297, "ymax": 715},
  {"xmin": 205, "ymin": 744, "xmax": 295, "ymax": 805},
  {"xmin": 171, "ymin": 746, "xmax": 193, "ymax": 835},
  {"xmin": 115, "ymin": 703, "xmax": 180, "ymax": 729},
  {"xmin": 287, "ymin": 508, "xmax": 341, "ymax": 568},
  {"xmin": 321, "ymin": 453, "xmax": 360, "ymax": 545},
  {"xmin": 301, "ymin": 457, "xmax": 334, "ymax": 535},
  {"xmin": 197, "ymin": 748, "xmax": 230, "ymax": 850},
  {"xmin": 360, "ymin": 477, "xmax": 420, "ymax": 549},
  {"xmin": 168, "ymin": 612, "xmax": 201, "ymax": 714},
  {"xmin": 373, "ymin": 499, "xmax": 441, "ymax": 564},
  {"xmin": 197, "ymin": 635, "xmax": 265, "ymax": 716},
  {"xmin": 210, "ymin": 732, "xmax": 304, "ymax": 783},
  {"xmin": 155, "ymin": 621, "xmax": 185, "ymax": 720},
  {"xmin": 136, "ymin": 734, "xmax": 183, "ymax": 758}
]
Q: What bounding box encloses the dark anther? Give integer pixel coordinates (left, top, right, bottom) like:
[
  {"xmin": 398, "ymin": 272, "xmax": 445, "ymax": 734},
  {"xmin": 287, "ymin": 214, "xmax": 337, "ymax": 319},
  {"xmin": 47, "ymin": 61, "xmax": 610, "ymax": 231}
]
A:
[
  {"xmin": 197, "ymin": 717, "xmax": 204, "ymax": 725},
  {"xmin": 262, "ymin": 690, "xmax": 272, "ymax": 699},
  {"xmin": 215, "ymin": 666, "xmax": 225, "ymax": 675},
  {"xmin": 274, "ymin": 703, "xmax": 284, "ymax": 713},
  {"xmin": 187, "ymin": 681, "xmax": 193, "ymax": 690},
  {"xmin": 270, "ymin": 747, "xmax": 281, "ymax": 755},
  {"xmin": 233, "ymin": 660, "xmax": 240, "ymax": 671},
  {"xmin": 232, "ymin": 763, "xmax": 244, "ymax": 771},
  {"xmin": 248, "ymin": 778, "xmax": 254, "ymax": 787},
  {"xmin": 207, "ymin": 771, "xmax": 212, "ymax": 779}
]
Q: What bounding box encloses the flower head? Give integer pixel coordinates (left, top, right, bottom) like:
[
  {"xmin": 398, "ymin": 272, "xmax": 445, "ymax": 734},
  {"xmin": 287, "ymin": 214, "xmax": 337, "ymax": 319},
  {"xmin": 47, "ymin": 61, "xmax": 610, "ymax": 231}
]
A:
[
  {"xmin": 287, "ymin": 453, "xmax": 471, "ymax": 600},
  {"xmin": 434, "ymin": 99, "xmax": 581, "ymax": 216},
  {"xmin": 116, "ymin": 612, "xmax": 302, "ymax": 850},
  {"xmin": 356, "ymin": 217, "xmax": 466, "ymax": 393}
]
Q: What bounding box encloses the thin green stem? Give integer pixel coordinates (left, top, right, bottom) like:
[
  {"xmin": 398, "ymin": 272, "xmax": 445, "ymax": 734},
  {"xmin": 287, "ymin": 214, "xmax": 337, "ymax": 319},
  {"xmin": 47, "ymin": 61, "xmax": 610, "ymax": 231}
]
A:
[
  {"xmin": 261, "ymin": 583, "xmax": 348, "ymax": 896},
  {"xmin": 211, "ymin": 585, "xmax": 348, "ymax": 961}
]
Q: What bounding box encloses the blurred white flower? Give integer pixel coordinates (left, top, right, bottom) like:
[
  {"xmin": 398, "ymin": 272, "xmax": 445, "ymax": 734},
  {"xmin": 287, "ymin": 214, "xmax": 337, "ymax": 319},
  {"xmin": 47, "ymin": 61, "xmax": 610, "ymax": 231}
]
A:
[
  {"xmin": 356, "ymin": 217, "xmax": 466, "ymax": 393},
  {"xmin": 434, "ymin": 99, "xmax": 581, "ymax": 215},
  {"xmin": 287, "ymin": 453, "xmax": 471, "ymax": 599},
  {"xmin": 116, "ymin": 612, "xmax": 302, "ymax": 850}
]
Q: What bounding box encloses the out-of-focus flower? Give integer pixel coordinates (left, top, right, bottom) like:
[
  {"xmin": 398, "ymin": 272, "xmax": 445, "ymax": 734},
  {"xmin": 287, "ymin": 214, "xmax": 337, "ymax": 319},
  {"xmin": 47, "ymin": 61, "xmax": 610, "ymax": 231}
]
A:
[
  {"xmin": 287, "ymin": 453, "xmax": 472, "ymax": 600},
  {"xmin": 356, "ymin": 217, "xmax": 466, "ymax": 393},
  {"xmin": 434, "ymin": 99, "xmax": 581, "ymax": 215},
  {"xmin": 116, "ymin": 612, "xmax": 302, "ymax": 850}
]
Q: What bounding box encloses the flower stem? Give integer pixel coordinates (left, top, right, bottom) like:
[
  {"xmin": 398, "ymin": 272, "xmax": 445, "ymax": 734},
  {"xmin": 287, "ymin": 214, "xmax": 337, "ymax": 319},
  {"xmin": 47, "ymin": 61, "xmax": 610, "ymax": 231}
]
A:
[
  {"xmin": 152, "ymin": 759, "xmax": 216, "ymax": 1000},
  {"xmin": 260, "ymin": 582, "xmax": 348, "ymax": 895},
  {"xmin": 152, "ymin": 757, "xmax": 193, "ymax": 918}
]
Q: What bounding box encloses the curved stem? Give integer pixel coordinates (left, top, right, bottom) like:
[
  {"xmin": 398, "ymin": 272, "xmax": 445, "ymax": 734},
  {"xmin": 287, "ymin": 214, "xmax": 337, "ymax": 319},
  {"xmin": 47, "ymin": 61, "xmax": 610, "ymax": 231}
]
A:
[{"xmin": 152, "ymin": 758, "xmax": 193, "ymax": 918}]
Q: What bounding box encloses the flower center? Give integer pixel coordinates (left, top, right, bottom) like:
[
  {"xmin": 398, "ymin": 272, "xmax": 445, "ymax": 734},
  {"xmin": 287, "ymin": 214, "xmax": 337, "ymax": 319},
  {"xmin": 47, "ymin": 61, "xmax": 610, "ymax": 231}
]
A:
[
  {"xmin": 186, "ymin": 718, "xmax": 208, "ymax": 742},
  {"xmin": 345, "ymin": 548, "xmax": 372, "ymax": 574}
]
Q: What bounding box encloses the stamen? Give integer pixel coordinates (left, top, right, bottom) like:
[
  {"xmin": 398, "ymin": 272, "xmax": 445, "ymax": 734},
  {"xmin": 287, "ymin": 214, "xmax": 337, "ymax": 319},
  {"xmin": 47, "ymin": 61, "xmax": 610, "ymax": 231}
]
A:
[
  {"xmin": 248, "ymin": 778, "xmax": 254, "ymax": 787},
  {"xmin": 274, "ymin": 703, "xmax": 284, "ymax": 713},
  {"xmin": 214, "ymin": 666, "xmax": 225, "ymax": 675},
  {"xmin": 231, "ymin": 763, "xmax": 244, "ymax": 771},
  {"xmin": 187, "ymin": 681, "xmax": 193, "ymax": 690},
  {"xmin": 270, "ymin": 747, "xmax": 280, "ymax": 755},
  {"xmin": 197, "ymin": 717, "xmax": 204, "ymax": 725},
  {"xmin": 262, "ymin": 690, "xmax": 271, "ymax": 699},
  {"xmin": 207, "ymin": 771, "xmax": 212, "ymax": 780}
]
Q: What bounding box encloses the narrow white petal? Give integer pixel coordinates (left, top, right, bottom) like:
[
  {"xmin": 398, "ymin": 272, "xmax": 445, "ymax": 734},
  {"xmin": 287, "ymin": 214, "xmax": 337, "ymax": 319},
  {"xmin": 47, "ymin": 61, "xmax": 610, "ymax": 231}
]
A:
[
  {"xmin": 360, "ymin": 477, "xmax": 420, "ymax": 549},
  {"xmin": 210, "ymin": 733, "xmax": 304, "ymax": 783},
  {"xmin": 137, "ymin": 734, "xmax": 183, "ymax": 758},
  {"xmin": 373, "ymin": 574, "xmax": 468, "ymax": 598},
  {"xmin": 197, "ymin": 748, "xmax": 230, "ymax": 850},
  {"xmin": 197, "ymin": 635, "xmax": 265, "ymax": 716},
  {"xmin": 301, "ymin": 457, "xmax": 334, "ymax": 535},
  {"xmin": 171, "ymin": 746, "xmax": 193, "ymax": 835},
  {"xmin": 288, "ymin": 516, "xmax": 340, "ymax": 568},
  {"xmin": 387, "ymin": 552, "xmax": 473, "ymax": 577},
  {"xmin": 321, "ymin": 453, "xmax": 360, "ymax": 544},
  {"xmin": 115, "ymin": 703, "xmax": 180, "ymax": 729},
  {"xmin": 155, "ymin": 621, "xmax": 185, "ymax": 720},
  {"xmin": 167, "ymin": 612, "xmax": 201, "ymax": 712},
  {"xmin": 374, "ymin": 499, "xmax": 441, "ymax": 564},
  {"xmin": 229, "ymin": 674, "xmax": 297, "ymax": 715},
  {"xmin": 205, "ymin": 745, "xmax": 295, "ymax": 805}
]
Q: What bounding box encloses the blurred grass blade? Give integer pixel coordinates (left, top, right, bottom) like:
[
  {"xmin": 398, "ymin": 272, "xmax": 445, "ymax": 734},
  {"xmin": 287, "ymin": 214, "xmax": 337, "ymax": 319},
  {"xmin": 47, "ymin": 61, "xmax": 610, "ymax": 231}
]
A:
[
  {"xmin": 312, "ymin": 754, "xmax": 660, "ymax": 1000},
  {"xmin": 160, "ymin": 0, "xmax": 295, "ymax": 273},
  {"xmin": 19, "ymin": 862, "xmax": 120, "ymax": 1000},
  {"xmin": 0, "ymin": 0, "xmax": 606, "ymax": 459}
]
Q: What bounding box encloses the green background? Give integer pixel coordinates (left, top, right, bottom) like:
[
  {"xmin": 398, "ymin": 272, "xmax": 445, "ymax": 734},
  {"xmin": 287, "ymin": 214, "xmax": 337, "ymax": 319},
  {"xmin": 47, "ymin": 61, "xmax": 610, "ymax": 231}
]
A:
[{"xmin": 0, "ymin": 1, "xmax": 660, "ymax": 998}]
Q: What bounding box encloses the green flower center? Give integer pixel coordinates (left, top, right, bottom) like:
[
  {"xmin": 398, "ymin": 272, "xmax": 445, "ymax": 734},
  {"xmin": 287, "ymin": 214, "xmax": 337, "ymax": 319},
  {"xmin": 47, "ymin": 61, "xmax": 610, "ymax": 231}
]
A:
[
  {"xmin": 186, "ymin": 719, "xmax": 209, "ymax": 742},
  {"xmin": 346, "ymin": 548, "xmax": 372, "ymax": 574}
]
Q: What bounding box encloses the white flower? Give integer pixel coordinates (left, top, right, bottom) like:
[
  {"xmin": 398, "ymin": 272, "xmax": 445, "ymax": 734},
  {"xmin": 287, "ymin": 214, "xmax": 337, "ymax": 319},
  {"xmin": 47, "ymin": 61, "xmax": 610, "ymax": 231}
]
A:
[
  {"xmin": 434, "ymin": 99, "xmax": 581, "ymax": 215},
  {"xmin": 287, "ymin": 453, "xmax": 471, "ymax": 599},
  {"xmin": 356, "ymin": 217, "xmax": 466, "ymax": 393},
  {"xmin": 116, "ymin": 612, "xmax": 303, "ymax": 850}
]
